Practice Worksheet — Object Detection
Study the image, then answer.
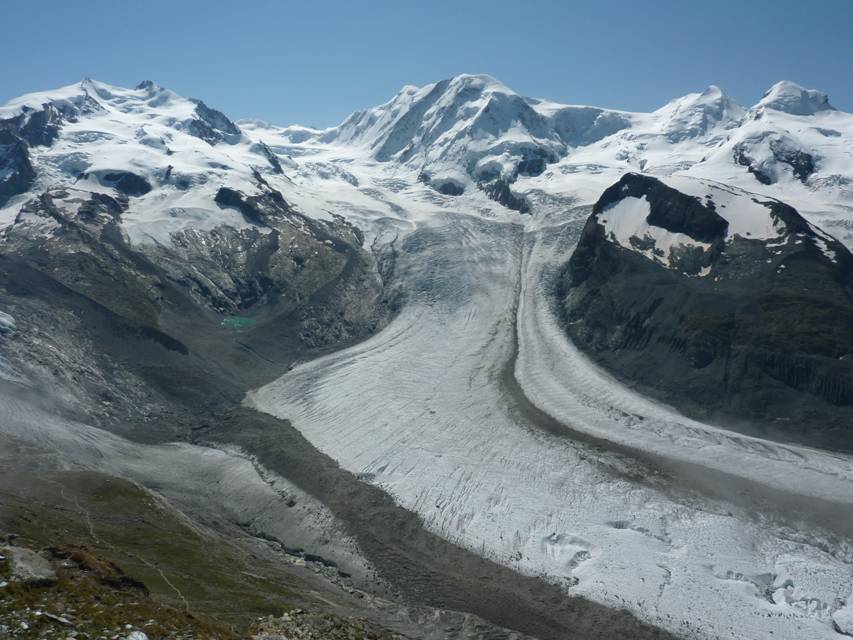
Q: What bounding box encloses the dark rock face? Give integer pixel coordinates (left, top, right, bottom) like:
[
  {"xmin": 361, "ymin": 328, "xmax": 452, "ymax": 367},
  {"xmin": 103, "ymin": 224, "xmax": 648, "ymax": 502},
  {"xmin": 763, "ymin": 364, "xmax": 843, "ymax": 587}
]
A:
[
  {"xmin": 479, "ymin": 178, "xmax": 530, "ymax": 213},
  {"xmin": 558, "ymin": 174, "xmax": 853, "ymax": 452},
  {"xmin": 0, "ymin": 94, "xmax": 103, "ymax": 152},
  {"xmin": 187, "ymin": 99, "xmax": 242, "ymax": 145},
  {"xmin": 733, "ymin": 145, "xmax": 773, "ymax": 185},
  {"xmin": 515, "ymin": 155, "xmax": 547, "ymax": 177},
  {"xmin": 215, "ymin": 187, "xmax": 291, "ymax": 226},
  {"xmin": 435, "ymin": 181, "xmax": 464, "ymax": 196},
  {"xmin": 76, "ymin": 192, "xmax": 127, "ymax": 223},
  {"xmin": 769, "ymin": 139, "xmax": 815, "ymax": 183},
  {"xmin": 814, "ymin": 127, "xmax": 841, "ymax": 138},
  {"xmin": 14, "ymin": 190, "xmax": 128, "ymax": 230},
  {"xmin": 252, "ymin": 141, "xmax": 284, "ymax": 174},
  {"xmin": 0, "ymin": 104, "xmax": 63, "ymax": 147},
  {"xmin": 18, "ymin": 106, "xmax": 64, "ymax": 146},
  {"xmin": 734, "ymin": 136, "xmax": 816, "ymax": 185},
  {"xmin": 596, "ymin": 173, "xmax": 728, "ymax": 243},
  {"xmin": 418, "ymin": 172, "xmax": 465, "ymax": 196},
  {"xmin": 0, "ymin": 130, "xmax": 36, "ymax": 207},
  {"xmin": 98, "ymin": 171, "xmax": 152, "ymax": 197}
]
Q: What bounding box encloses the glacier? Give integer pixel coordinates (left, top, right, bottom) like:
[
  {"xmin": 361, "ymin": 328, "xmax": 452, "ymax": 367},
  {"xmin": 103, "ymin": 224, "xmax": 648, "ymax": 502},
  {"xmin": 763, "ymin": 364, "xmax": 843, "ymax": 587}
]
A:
[{"xmin": 248, "ymin": 198, "xmax": 853, "ymax": 639}]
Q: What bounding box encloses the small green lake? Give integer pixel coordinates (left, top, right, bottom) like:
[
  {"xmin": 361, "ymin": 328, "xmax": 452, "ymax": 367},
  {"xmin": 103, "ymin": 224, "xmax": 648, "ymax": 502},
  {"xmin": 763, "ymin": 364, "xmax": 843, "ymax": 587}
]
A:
[{"xmin": 220, "ymin": 316, "xmax": 256, "ymax": 329}]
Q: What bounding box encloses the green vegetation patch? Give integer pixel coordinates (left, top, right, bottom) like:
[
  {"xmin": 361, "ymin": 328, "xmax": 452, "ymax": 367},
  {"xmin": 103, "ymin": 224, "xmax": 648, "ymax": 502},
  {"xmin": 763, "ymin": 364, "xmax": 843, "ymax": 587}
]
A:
[{"xmin": 0, "ymin": 471, "xmax": 307, "ymax": 634}]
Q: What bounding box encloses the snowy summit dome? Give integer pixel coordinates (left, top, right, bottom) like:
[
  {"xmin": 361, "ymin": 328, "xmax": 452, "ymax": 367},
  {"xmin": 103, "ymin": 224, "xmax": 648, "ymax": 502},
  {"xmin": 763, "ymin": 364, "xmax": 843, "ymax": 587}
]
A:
[{"xmin": 755, "ymin": 80, "xmax": 834, "ymax": 116}]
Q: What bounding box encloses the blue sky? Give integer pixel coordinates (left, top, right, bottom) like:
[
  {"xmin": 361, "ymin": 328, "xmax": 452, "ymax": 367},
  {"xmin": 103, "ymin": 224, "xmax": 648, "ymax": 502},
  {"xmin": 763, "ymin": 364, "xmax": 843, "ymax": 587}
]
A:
[{"xmin": 3, "ymin": 0, "xmax": 852, "ymax": 127}]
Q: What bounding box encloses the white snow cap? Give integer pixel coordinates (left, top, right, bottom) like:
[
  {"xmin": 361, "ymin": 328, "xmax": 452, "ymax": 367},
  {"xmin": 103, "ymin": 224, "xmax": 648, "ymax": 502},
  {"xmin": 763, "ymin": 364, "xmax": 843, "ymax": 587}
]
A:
[
  {"xmin": 597, "ymin": 176, "xmax": 786, "ymax": 272},
  {"xmin": 755, "ymin": 80, "xmax": 834, "ymax": 116},
  {"xmin": 438, "ymin": 73, "xmax": 512, "ymax": 93},
  {"xmin": 658, "ymin": 84, "xmax": 742, "ymax": 115},
  {"xmin": 655, "ymin": 84, "xmax": 745, "ymax": 139}
]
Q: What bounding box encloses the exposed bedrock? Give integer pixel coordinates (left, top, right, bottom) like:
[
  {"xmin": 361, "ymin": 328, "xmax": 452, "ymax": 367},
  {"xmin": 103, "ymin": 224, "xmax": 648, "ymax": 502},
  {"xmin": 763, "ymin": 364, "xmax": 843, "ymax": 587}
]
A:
[
  {"xmin": 0, "ymin": 130, "xmax": 36, "ymax": 207},
  {"xmin": 558, "ymin": 173, "xmax": 853, "ymax": 451}
]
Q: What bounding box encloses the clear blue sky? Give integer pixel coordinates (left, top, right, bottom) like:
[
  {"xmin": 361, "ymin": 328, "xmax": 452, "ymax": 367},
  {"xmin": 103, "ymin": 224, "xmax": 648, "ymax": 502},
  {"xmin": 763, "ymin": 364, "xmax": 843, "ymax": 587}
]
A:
[{"xmin": 3, "ymin": 0, "xmax": 852, "ymax": 127}]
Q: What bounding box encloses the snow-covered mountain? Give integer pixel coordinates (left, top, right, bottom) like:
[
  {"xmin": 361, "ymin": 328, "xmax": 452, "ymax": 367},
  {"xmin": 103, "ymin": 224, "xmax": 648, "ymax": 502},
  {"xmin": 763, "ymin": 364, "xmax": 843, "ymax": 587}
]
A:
[
  {"xmin": 1, "ymin": 75, "xmax": 853, "ymax": 640},
  {"xmin": 245, "ymin": 74, "xmax": 853, "ymax": 243},
  {"xmin": 0, "ymin": 78, "xmax": 296, "ymax": 244},
  {"xmin": 3, "ymin": 74, "xmax": 851, "ymax": 245}
]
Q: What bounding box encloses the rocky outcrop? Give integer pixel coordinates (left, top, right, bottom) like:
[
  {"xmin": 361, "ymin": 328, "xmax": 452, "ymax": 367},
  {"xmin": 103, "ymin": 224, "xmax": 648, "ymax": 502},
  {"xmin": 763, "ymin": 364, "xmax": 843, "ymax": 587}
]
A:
[
  {"xmin": 187, "ymin": 99, "xmax": 242, "ymax": 145},
  {"xmin": 597, "ymin": 174, "xmax": 728, "ymax": 242},
  {"xmin": 769, "ymin": 138, "xmax": 815, "ymax": 183},
  {"xmin": 734, "ymin": 134, "xmax": 817, "ymax": 185},
  {"xmin": 417, "ymin": 172, "xmax": 465, "ymax": 196},
  {"xmin": 733, "ymin": 144, "xmax": 773, "ymax": 185},
  {"xmin": 0, "ymin": 104, "xmax": 64, "ymax": 147},
  {"xmin": 94, "ymin": 171, "xmax": 152, "ymax": 197},
  {"xmin": 479, "ymin": 178, "xmax": 530, "ymax": 213},
  {"xmin": 2, "ymin": 546, "xmax": 57, "ymax": 585},
  {"xmin": 252, "ymin": 610, "xmax": 398, "ymax": 640},
  {"xmin": 0, "ymin": 131, "xmax": 36, "ymax": 207},
  {"xmin": 558, "ymin": 173, "xmax": 853, "ymax": 451},
  {"xmin": 0, "ymin": 87, "xmax": 104, "ymax": 152},
  {"xmin": 14, "ymin": 189, "xmax": 127, "ymax": 230},
  {"xmin": 251, "ymin": 141, "xmax": 284, "ymax": 174},
  {"xmin": 214, "ymin": 186, "xmax": 292, "ymax": 226}
]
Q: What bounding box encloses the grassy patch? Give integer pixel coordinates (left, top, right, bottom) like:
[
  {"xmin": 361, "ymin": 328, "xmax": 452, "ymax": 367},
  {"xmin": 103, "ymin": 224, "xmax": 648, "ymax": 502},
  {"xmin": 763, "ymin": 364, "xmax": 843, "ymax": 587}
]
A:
[
  {"xmin": 0, "ymin": 471, "xmax": 311, "ymax": 635},
  {"xmin": 0, "ymin": 547, "xmax": 234, "ymax": 639}
]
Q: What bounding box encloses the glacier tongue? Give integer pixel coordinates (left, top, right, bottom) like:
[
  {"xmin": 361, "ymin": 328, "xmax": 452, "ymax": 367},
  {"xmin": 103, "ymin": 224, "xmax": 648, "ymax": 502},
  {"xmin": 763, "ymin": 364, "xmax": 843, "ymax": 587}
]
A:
[{"xmin": 248, "ymin": 208, "xmax": 853, "ymax": 640}]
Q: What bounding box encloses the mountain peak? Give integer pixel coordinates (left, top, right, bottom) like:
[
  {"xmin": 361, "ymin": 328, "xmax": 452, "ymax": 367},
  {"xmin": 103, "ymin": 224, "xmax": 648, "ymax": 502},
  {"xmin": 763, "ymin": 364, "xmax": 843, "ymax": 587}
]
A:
[
  {"xmin": 755, "ymin": 80, "xmax": 834, "ymax": 115},
  {"xmin": 135, "ymin": 79, "xmax": 160, "ymax": 92},
  {"xmin": 700, "ymin": 84, "xmax": 724, "ymax": 98},
  {"xmin": 445, "ymin": 73, "xmax": 514, "ymax": 94},
  {"xmin": 329, "ymin": 72, "xmax": 543, "ymax": 165},
  {"xmin": 656, "ymin": 85, "xmax": 744, "ymax": 141},
  {"xmin": 78, "ymin": 77, "xmax": 118, "ymax": 100},
  {"xmin": 659, "ymin": 84, "xmax": 740, "ymax": 111}
]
